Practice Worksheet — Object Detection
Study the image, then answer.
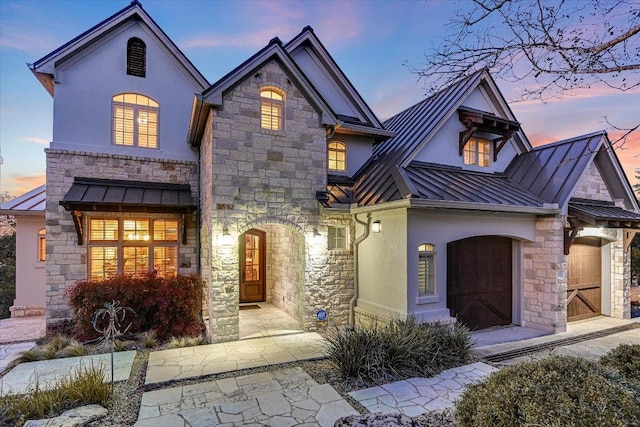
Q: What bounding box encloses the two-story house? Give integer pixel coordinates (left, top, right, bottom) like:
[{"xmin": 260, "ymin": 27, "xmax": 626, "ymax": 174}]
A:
[{"xmin": 13, "ymin": 0, "xmax": 637, "ymax": 342}]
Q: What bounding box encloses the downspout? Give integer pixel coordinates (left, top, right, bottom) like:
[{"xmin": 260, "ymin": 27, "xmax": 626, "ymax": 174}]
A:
[{"xmin": 349, "ymin": 211, "xmax": 371, "ymax": 326}]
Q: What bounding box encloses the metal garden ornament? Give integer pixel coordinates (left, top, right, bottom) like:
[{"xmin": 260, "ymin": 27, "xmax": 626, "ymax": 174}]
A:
[{"xmin": 92, "ymin": 300, "xmax": 135, "ymax": 385}]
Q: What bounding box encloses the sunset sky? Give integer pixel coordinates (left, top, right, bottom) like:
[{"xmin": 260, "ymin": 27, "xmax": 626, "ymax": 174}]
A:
[{"xmin": 1, "ymin": 0, "xmax": 638, "ymax": 196}]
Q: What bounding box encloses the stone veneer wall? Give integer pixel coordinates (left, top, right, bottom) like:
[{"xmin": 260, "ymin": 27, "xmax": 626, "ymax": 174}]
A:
[
  {"xmin": 267, "ymin": 225, "xmax": 305, "ymax": 323},
  {"xmin": 200, "ymin": 60, "xmax": 354, "ymax": 342},
  {"xmin": 611, "ymin": 229, "xmax": 631, "ymax": 319},
  {"xmin": 572, "ymin": 162, "xmax": 612, "ymax": 201},
  {"xmin": 522, "ymin": 216, "xmax": 567, "ymax": 333},
  {"xmin": 45, "ymin": 149, "xmax": 198, "ymax": 325}
]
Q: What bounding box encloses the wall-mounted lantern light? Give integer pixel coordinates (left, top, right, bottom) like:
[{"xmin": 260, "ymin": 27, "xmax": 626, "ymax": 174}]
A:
[
  {"xmin": 372, "ymin": 221, "xmax": 381, "ymax": 233},
  {"xmin": 221, "ymin": 226, "xmax": 233, "ymax": 246}
]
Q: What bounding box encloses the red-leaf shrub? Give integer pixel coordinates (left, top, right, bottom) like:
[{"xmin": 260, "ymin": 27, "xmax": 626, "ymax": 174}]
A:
[{"xmin": 66, "ymin": 272, "xmax": 204, "ymax": 341}]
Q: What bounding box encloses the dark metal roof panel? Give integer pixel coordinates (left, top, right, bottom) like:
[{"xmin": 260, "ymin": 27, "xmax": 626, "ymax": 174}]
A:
[
  {"xmin": 0, "ymin": 185, "xmax": 46, "ymax": 213},
  {"xmin": 569, "ymin": 199, "xmax": 640, "ymax": 225},
  {"xmin": 404, "ymin": 163, "xmax": 547, "ymax": 207},
  {"xmin": 506, "ymin": 132, "xmax": 604, "ymax": 205},
  {"xmin": 61, "ymin": 178, "xmax": 195, "ymax": 213}
]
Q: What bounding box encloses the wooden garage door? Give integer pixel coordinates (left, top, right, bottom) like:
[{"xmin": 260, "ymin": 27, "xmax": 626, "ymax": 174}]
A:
[
  {"xmin": 447, "ymin": 236, "xmax": 512, "ymax": 330},
  {"xmin": 567, "ymin": 237, "xmax": 601, "ymax": 322}
]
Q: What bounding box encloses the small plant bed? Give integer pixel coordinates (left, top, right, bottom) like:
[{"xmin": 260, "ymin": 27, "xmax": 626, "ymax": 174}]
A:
[
  {"xmin": 0, "ymin": 364, "xmax": 111, "ymax": 427},
  {"xmin": 455, "ymin": 354, "xmax": 640, "ymax": 427},
  {"xmin": 324, "ymin": 318, "xmax": 473, "ymax": 388}
]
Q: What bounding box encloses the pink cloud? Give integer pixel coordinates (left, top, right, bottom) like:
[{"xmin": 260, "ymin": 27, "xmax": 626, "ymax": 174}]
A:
[
  {"xmin": 22, "ymin": 137, "xmax": 49, "ymax": 145},
  {"xmin": 5, "ymin": 173, "xmax": 46, "ymax": 196},
  {"xmin": 0, "ymin": 25, "xmax": 58, "ymax": 53}
]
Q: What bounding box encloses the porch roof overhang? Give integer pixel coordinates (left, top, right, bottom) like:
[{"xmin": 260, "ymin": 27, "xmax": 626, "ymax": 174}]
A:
[
  {"xmin": 458, "ymin": 106, "xmax": 520, "ymax": 162},
  {"xmin": 60, "ymin": 178, "xmax": 196, "ymax": 214},
  {"xmin": 568, "ymin": 199, "xmax": 640, "ymax": 229}
]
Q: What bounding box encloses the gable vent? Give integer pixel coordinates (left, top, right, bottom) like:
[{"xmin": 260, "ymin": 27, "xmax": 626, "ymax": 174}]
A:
[{"xmin": 127, "ymin": 37, "xmax": 146, "ymax": 77}]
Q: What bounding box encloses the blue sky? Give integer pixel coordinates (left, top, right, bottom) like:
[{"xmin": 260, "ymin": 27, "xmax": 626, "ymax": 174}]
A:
[{"xmin": 1, "ymin": 0, "xmax": 638, "ymax": 195}]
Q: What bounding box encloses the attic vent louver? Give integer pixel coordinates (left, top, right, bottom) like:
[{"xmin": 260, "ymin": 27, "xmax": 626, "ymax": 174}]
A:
[{"xmin": 127, "ymin": 37, "xmax": 146, "ymax": 77}]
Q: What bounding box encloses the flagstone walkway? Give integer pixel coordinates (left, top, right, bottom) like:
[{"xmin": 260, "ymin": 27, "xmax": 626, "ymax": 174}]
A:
[
  {"xmin": 135, "ymin": 367, "xmax": 359, "ymax": 427},
  {"xmin": 146, "ymin": 332, "xmax": 326, "ymax": 385}
]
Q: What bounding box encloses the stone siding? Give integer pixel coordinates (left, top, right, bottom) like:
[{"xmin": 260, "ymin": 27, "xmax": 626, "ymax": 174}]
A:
[
  {"xmin": 201, "ymin": 60, "xmax": 354, "ymax": 342},
  {"xmin": 522, "ymin": 216, "xmax": 567, "ymax": 333},
  {"xmin": 572, "ymin": 162, "xmax": 612, "ymax": 201},
  {"xmin": 45, "ymin": 149, "xmax": 198, "ymax": 325},
  {"xmin": 611, "ymin": 229, "xmax": 631, "ymax": 319},
  {"xmin": 267, "ymin": 225, "xmax": 305, "ymax": 322}
]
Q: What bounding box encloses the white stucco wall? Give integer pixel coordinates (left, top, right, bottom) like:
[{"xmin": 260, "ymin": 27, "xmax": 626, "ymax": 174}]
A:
[
  {"xmin": 51, "ymin": 21, "xmax": 199, "ymax": 161},
  {"xmin": 356, "ymin": 209, "xmax": 408, "ymax": 318},
  {"xmin": 14, "ymin": 215, "xmax": 46, "ymax": 309},
  {"xmin": 412, "ymin": 87, "xmax": 519, "ymax": 173}
]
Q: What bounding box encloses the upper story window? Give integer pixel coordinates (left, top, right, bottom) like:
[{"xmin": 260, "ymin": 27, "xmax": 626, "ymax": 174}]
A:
[
  {"xmin": 328, "ymin": 226, "xmax": 348, "ymax": 250},
  {"xmin": 328, "ymin": 141, "xmax": 347, "ymax": 171},
  {"xmin": 38, "ymin": 228, "xmax": 46, "ymax": 262},
  {"xmin": 418, "ymin": 243, "xmax": 436, "ymax": 296},
  {"xmin": 112, "ymin": 93, "xmax": 158, "ymax": 148},
  {"xmin": 260, "ymin": 88, "xmax": 284, "ymax": 131},
  {"xmin": 127, "ymin": 37, "xmax": 146, "ymax": 77},
  {"xmin": 463, "ymin": 137, "xmax": 490, "ymax": 167}
]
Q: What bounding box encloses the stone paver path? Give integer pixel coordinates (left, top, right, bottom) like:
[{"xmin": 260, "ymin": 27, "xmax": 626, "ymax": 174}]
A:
[
  {"xmin": 0, "ymin": 341, "xmax": 36, "ymax": 373},
  {"xmin": 349, "ymin": 362, "xmax": 497, "ymax": 416},
  {"xmin": 135, "ymin": 367, "xmax": 358, "ymax": 427},
  {"xmin": 0, "ymin": 316, "xmax": 45, "ymax": 343},
  {"xmin": 0, "ymin": 350, "xmax": 136, "ymax": 394},
  {"xmin": 146, "ymin": 332, "xmax": 326, "ymax": 385}
]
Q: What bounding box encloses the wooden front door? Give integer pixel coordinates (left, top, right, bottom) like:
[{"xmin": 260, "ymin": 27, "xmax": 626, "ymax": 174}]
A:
[
  {"xmin": 567, "ymin": 237, "xmax": 601, "ymax": 321},
  {"xmin": 240, "ymin": 229, "xmax": 266, "ymax": 303},
  {"xmin": 447, "ymin": 236, "xmax": 513, "ymax": 330}
]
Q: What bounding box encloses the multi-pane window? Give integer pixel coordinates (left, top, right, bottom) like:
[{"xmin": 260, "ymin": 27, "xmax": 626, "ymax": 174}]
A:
[
  {"xmin": 112, "ymin": 93, "xmax": 158, "ymax": 148},
  {"xmin": 88, "ymin": 217, "xmax": 178, "ymax": 280},
  {"xmin": 37, "ymin": 228, "xmax": 46, "ymax": 262},
  {"xmin": 328, "ymin": 226, "xmax": 348, "ymax": 250},
  {"xmin": 127, "ymin": 37, "xmax": 146, "ymax": 77},
  {"xmin": 418, "ymin": 243, "xmax": 436, "ymax": 296},
  {"xmin": 328, "ymin": 142, "xmax": 347, "ymax": 171},
  {"xmin": 463, "ymin": 137, "xmax": 490, "ymax": 167},
  {"xmin": 260, "ymin": 88, "xmax": 284, "ymax": 131}
]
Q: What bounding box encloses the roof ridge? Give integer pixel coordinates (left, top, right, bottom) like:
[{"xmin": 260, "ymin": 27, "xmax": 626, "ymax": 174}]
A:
[{"xmin": 531, "ymin": 130, "xmax": 607, "ymax": 151}]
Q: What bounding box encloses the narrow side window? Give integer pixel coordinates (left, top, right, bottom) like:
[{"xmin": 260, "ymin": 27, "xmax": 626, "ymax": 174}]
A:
[{"xmin": 127, "ymin": 37, "xmax": 146, "ymax": 77}]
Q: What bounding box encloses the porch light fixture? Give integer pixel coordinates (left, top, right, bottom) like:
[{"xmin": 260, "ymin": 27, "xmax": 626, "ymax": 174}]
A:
[
  {"xmin": 312, "ymin": 227, "xmax": 322, "ymax": 242},
  {"xmin": 372, "ymin": 221, "xmax": 381, "ymax": 233},
  {"xmin": 221, "ymin": 226, "xmax": 233, "ymax": 246}
]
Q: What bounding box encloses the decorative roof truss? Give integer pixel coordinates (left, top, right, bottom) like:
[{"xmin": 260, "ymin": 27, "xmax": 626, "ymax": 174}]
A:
[{"xmin": 458, "ymin": 107, "xmax": 520, "ymax": 162}]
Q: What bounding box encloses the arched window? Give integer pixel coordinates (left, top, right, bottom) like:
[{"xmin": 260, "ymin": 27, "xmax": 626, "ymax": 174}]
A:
[
  {"xmin": 328, "ymin": 141, "xmax": 347, "ymax": 171},
  {"xmin": 418, "ymin": 243, "xmax": 436, "ymax": 296},
  {"xmin": 38, "ymin": 228, "xmax": 46, "ymax": 262},
  {"xmin": 260, "ymin": 88, "xmax": 284, "ymax": 131},
  {"xmin": 127, "ymin": 37, "xmax": 146, "ymax": 77},
  {"xmin": 112, "ymin": 93, "xmax": 158, "ymax": 148}
]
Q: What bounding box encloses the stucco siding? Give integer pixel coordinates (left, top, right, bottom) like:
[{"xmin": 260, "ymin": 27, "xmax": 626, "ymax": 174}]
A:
[{"xmin": 12, "ymin": 215, "xmax": 46, "ymax": 316}]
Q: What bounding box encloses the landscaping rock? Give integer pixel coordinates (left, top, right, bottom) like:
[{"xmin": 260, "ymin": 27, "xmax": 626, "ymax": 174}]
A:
[
  {"xmin": 335, "ymin": 412, "xmax": 416, "ymax": 426},
  {"xmin": 23, "ymin": 404, "xmax": 108, "ymax": 427}
]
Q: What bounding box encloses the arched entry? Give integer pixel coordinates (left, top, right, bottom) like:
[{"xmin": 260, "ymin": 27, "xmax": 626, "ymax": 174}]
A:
[
  {"xmin": 447, "ymin": 236, "xmax": 513, "ymax": 329},
  {"xmin": 567, "ymin": 237, "xmax": 602, "ymax": 321}
]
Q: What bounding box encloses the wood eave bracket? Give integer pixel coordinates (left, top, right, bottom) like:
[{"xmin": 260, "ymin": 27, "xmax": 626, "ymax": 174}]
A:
[
  {"xmin": 492, "ymin": 132, "xmax": 513, "ymax": 162},
  {"xmin": 564, "ymin": 216, "xmax": 582, "ymax": 255},
  {"xmin": 181, "ymin": 214, "xmax": 187, "ymax": 245},
  {"xmin": 71, "ymin": 210, "xmax": 84, "ymax": 246},
  {"xmin": 459, "ymin": 125, "xmax": 477, "ymax": 156},
  {"xmin": 623, "ymin": 229, "xmax": 638, "ymax": 253}
]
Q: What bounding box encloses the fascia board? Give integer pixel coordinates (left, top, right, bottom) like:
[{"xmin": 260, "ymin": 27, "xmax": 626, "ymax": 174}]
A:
[
  {"xmin": 336, "ymin": 122, "xmax": 396, "ymax": 139},
  {"xmin": 595, "ymin": 136, "xmax": 640, "ymax": 212}
]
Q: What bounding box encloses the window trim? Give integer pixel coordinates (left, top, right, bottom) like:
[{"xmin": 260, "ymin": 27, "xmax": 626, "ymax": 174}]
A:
[
  {"xmin": 112, "ymin": 93, "xmax": 159, "ymax": 149},
  {"xmin": 328, "ymin": 226, "xmax": 349, "ymax": 250},
  {"xmin": 37, "ymin": 228, "xmax": 46, "ymax": 263},
  {"xmin": 328, "ymin": 141, "xmax": 347, "ymax": 172},
  {"xmin": 87, "ymin": 217, "xmax": 179, "ymax": 280},
  {"xmin": 463, "ymin": 136, "xmax": 491, "ymax": 167},
  {"xmin": 260, "ymin": 87, "xmax": 285, "ymax": 132}
]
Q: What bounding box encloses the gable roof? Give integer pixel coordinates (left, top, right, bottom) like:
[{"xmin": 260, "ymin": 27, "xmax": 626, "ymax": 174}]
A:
[
  {"xmin": 0, "ymin": 185, "xmax": 46, "ymax": 216},
  {"xmin": 30, "ymin": 0, "xmax": 209, "ymax": 96},
  {"xmin": 354, "ymin": 69, "xmax": 523, "ymax": 206},
  {"xmin": 285, "ymin": 27, "xmax": 392, "ymax": 139},
  {"xmin": 506, "ymin": 131, "xmax": 639, "ymax": 212}
]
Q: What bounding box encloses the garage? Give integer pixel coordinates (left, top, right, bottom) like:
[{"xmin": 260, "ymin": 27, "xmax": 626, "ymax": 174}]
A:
[
  {"xmin": 567, "ymin": 237, "xmax": 602, "ymax": 321},
  {"xmin": 447, "ymin": 236, "xmax": 513, "ymax": 330}
]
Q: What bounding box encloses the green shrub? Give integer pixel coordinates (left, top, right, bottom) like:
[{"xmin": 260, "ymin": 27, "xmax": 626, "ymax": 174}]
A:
[
  {"xmin": 15, "ymin": 335, "xmax": 88, "ymax": 363},
  {"xmin": 66, "ymin": 272, "xmax": 204, "ymax": 341},
  {"xmin": 600, "ymin": 343, "xmax": 640, "ymax": 383},
  {"xmin": 455, "ymin": 355, "xmax": 640, "ymax": 427},
  {"xmin": 0, "ymin": 364, "xmax": 111, "ymax": 427},
  {"xmin": 325, "ymin": 318, "xmax": 472, "ymax": 386}
]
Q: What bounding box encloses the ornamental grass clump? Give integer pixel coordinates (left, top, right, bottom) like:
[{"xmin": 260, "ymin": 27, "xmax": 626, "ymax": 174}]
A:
[
  {"xmin": 0, "ymin": 364, "xmax": 111, "ymax": 427},
  {"xmin": 455, "ymin": 355, "xmax": 640, "ymax": 427},
  {"xmin": 325, "ymin": 317, "xmax": 472, "ymax": 386},
  {"xmin": 15, "ymin": 334, "xmax": 88, "ymax": 363}
]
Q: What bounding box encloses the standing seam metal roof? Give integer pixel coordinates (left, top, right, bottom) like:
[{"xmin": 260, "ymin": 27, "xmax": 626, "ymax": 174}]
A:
[{"xmin": 0, "ymin": 185, "xmax": 46, "ymax": 212}]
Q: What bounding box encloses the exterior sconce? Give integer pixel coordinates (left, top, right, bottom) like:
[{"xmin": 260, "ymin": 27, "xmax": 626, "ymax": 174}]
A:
[
  {"xmin": 372, "ymin": 221, "xmax": 381, "ymax": 233},
  {"xmin": 221, "ymin": 226, "xmax": 233, "ymax": 246},
  {"xmin": 312, "ymin": 227, "xmax": 322, "ymax": 242}
]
